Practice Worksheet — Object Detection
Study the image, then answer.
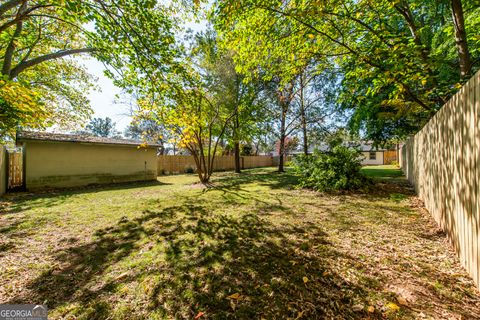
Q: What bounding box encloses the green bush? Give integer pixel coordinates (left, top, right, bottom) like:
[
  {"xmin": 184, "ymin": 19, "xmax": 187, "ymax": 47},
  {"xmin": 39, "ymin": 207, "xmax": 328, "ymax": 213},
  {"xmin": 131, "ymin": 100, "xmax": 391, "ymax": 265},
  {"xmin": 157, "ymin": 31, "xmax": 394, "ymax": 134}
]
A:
[
  {"xmin": 293, "ymin": 146, "xmax": 370, "ymax": 191},
  {"xmin": 184, "ymin": 166, "xmax": 195, "ymax": 174}
]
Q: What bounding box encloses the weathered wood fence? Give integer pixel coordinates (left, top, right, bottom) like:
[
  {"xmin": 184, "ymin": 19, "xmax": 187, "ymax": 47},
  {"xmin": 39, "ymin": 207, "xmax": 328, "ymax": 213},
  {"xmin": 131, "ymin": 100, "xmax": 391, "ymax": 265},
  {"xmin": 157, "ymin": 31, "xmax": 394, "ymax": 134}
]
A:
[
  {"xmin": 157, "ymin": 155, "xmax": 274, "ymax": 174},
  {"xmin": 0, "ymin": 146, "xmax": 6, "ymax": 195},
  {"xmin": 400, "ymin": 70, "xmax": 479, "ymax": 288},
  {"xmin": 7, "ymin": 150, "xmax": 23, "ymax": 190},
  {"xmin": 383, "ymin": 150, "xmax": 397, "ymax": 164}
]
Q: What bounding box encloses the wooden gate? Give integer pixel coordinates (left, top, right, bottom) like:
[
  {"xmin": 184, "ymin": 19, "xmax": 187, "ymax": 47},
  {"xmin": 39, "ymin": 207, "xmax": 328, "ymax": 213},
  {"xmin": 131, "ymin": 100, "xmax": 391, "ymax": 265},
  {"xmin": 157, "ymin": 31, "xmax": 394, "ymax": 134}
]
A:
[
  {"xmin": 7, "ymin": 148, "xmax": 24, "ymax": 191},
  {"xmin": 384, "ymin": 150, "xmax": 397, "ymax": 165}
]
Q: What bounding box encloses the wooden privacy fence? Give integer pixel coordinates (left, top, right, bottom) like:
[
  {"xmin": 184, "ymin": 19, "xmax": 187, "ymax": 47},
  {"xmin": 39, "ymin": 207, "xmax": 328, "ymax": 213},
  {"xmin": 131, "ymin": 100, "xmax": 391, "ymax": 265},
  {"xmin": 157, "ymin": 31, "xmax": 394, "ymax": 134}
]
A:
[
  {"xmin": 400, "ymin": 70, "xmax": 479, "ymax": 288},
  {"xmin": 383, "ymin": 150, "xmax": 397, "ymax": 164},
  {"xmin": 7, "ymin": 150, "xmax": 23, "ymax": 190},
  {"xmin": 157, "ymin": 155, "xmax": 274, "ymax": 174}
]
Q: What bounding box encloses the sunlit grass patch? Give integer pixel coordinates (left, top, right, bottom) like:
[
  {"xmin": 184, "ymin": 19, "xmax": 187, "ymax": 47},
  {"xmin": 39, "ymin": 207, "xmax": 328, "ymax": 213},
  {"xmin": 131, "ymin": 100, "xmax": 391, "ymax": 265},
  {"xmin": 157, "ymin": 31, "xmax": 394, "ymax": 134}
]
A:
[{"xmin": 0, "ymin": 168, "xmax": 478, "ymax": 319}]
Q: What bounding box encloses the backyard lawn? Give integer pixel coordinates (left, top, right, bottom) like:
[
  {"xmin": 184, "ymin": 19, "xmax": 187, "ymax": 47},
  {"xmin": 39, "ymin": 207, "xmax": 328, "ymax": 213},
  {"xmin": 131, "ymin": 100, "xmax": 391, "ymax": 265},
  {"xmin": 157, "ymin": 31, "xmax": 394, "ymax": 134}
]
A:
[{"xmin": 0, "ymin": 167, "xmax": 479, "ymax": 319}]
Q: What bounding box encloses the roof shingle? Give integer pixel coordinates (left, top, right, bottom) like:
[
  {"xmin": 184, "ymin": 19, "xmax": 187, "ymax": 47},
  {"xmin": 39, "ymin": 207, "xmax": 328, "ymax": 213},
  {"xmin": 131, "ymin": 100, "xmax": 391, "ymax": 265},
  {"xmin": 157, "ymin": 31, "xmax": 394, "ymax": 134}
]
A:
[{"xmin": 16, "ymin": 131, "xmax": 161, "ymax": 148}]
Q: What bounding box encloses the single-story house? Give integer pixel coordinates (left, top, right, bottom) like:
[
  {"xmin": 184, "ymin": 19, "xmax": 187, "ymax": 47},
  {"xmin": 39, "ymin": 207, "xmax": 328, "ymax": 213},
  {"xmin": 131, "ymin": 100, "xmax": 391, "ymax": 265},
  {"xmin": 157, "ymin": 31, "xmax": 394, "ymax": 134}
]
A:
[
  {"xmin": 16, "ymin": 131, "xmax": 160, "ymax": 190},
  {"xmin": 290, "ymin": 141, "xmax": 397, "ymax": 166},
  {"xmin": 356, "ymin": 142, "xmax": 388, "ymax": 165}
]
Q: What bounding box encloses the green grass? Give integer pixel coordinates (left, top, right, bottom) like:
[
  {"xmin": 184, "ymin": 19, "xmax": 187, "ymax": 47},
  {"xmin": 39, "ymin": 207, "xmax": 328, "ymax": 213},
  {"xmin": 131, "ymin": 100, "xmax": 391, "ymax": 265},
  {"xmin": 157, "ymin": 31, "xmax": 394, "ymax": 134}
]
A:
[
  {"xmin": 361, "ymin": 165, "xmax": 404, "ymax": 179},
  {"xmin": 0, "ymin": 167, "xmax": 478, "ymax": 319}
]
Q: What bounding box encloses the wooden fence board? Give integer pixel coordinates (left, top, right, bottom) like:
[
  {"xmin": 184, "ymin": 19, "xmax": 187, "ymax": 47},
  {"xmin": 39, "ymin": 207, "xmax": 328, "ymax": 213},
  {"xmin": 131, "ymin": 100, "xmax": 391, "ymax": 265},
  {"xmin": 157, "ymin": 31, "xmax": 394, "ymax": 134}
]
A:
[
  {"xmin": 7, "ymin": 152, "xmax": 23, "ymax": 189},
  {"xmin": 401, "ymin": 70, "xmax": 480, "ymax": 289},
  {"xmin": 157, "ymin": 155, "xmax": 274, "ymax": 174}
]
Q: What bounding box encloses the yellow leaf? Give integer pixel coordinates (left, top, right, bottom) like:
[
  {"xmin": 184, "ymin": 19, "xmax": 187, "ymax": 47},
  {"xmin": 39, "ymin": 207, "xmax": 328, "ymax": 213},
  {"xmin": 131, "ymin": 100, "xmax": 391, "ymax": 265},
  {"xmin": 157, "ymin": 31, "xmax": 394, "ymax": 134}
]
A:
[
  {"xmin": 307, "ymin": 34, "xmax": 315, "ymax": 39},
  {"xmin": 421, "ymin": 79, "xmax": 427, "ymax": 85},
  {"xmin": 367, "ymin": 305, "xmax": 375, "ymax": 313},
  {"xmin": 295, "ymin": 311, "xmax": 304, "ymax": 319},
  {"xmin": 386, "ymin": 302, "xmax": 400, "ymax": 312},
  {"xmin": 227, "ymin": 293, "xmax": 241, "ymax": 300},
  {"xmin": 302, "ymin": 276, "xmax": 309, "ymax": 284}
]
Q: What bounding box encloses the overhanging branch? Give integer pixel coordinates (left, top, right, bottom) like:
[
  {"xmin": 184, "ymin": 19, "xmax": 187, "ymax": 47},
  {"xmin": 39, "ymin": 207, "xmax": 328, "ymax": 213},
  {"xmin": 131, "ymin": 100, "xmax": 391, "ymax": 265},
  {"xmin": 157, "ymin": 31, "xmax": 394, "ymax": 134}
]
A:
[{"xmin": 9, "ymin": 48, "xmax": 96, "ymax": 79}]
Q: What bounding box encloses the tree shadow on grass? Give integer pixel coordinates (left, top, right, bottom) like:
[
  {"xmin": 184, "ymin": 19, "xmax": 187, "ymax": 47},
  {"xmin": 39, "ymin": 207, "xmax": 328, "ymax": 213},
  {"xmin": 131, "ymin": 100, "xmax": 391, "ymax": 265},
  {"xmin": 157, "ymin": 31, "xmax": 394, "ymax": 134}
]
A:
[
  {"xmin": 211, "ymin": 169, "xmax": 299, "ymax": 191},
  {"xmin": 8, "ymin": 200, "xmax": 390, "ymax": 319},
  {"xmin": 1, "ymin": 180, "xmax": 170, "ymax": 215}
]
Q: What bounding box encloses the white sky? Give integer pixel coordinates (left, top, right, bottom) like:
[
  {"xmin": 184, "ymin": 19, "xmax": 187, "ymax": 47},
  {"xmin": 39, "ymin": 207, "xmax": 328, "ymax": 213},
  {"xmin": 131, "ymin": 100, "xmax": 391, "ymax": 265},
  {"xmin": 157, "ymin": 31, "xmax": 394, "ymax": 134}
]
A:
[{"xmin": 84, "ymin": 58, "xmax": 131, "ymax": 132}]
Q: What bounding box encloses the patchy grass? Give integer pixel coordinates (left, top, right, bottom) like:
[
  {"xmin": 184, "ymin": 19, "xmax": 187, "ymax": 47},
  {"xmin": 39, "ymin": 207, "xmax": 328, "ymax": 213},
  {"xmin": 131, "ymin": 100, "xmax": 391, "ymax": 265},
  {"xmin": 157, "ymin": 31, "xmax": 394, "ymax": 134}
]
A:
[{"xmin": 0, "ymin": 167, "xmax": 479, "ymax": 319}]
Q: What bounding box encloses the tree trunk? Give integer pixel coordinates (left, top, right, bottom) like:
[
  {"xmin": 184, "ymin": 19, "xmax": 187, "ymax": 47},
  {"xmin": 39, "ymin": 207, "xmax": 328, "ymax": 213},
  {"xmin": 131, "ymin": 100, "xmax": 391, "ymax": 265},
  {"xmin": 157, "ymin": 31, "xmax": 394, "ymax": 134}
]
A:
[
  {"xmin": 299, "ymin": 74, "xmax": 308, "ymax": 155},
  {"xmin": 278, "ymin": 107, "xmax": 286, "ymax": 173},
  {"xmin": 1, "ymin": 1, "xmax": 25, "ymax": 77},
  {"xmin": 233, "ymin": 113, "xmax": 241, "ymax": 173},
  {"xmin": 234, "ymin": 141, "xmax": 241, "ymax": 173},
  {"xmin": 451, "ymin": 0, "xmax": 472, "ymax": 79}
]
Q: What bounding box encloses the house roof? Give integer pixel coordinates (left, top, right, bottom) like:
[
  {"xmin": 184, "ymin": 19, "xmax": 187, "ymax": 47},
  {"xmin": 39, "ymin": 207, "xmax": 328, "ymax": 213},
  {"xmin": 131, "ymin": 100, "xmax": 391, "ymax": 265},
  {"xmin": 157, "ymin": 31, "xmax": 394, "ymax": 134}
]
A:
[
  {"xmin": 310, "ymin": 141, "xmax": 388, "ymax": 152},
  {"xmin": 16, "ymin": 131, "xmax": 162, "ymax": 148},
  {"xmin": 355, "ymin": 142, "xmax": 388, "ymax": 152}
]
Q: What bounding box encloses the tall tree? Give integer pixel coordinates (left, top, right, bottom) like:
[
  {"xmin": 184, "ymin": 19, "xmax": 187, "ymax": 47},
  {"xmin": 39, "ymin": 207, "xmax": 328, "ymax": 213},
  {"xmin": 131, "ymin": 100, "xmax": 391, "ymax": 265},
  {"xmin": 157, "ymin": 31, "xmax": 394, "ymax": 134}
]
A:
[
  {"xmin": 194, "ymin": 31, "xmax": 265, "ymax": 173},
  {"xmin": 125, "ymin": 119, "xmax": 169, "ymax": 154},
  {"xmin": 136, "ymin": 32, "xmax": 238, "ymax": 183},
  {"xmin": 265, "ymin": 78, "xmax": 296, "ymax": 172},
  {"xmin": 213, "ymin": 0, "xmax": 480, "ymax": 143},
  {"xmin": 0, "ymin": 0, "xmax": 179, "ymax": 139},
  {"xmin": 450, "ymin": 0, "xmax": 472, "ymax": 79},
  {"xmin": 85, "ymin": 117, "xmax": 121, "ymax": 138}
]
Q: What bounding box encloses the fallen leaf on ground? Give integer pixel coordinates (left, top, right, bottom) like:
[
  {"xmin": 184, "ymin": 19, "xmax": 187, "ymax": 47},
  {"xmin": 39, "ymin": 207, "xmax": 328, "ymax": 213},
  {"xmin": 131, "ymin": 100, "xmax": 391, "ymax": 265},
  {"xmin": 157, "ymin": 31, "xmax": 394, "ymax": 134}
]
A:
[
  {"xmin": 194, "ymin": 311, "xmax": 205, "ymax": 319},
  {"xmin": 367, "ymin": 306, "xmax": 375, "ymax": 313},
  {"xmin": 227, "ymin": 293, "xmax": 241, "ymax": 300},
  {"xmin": 386, "ymin": 302, "xmax": 400, "ymax": 312}
]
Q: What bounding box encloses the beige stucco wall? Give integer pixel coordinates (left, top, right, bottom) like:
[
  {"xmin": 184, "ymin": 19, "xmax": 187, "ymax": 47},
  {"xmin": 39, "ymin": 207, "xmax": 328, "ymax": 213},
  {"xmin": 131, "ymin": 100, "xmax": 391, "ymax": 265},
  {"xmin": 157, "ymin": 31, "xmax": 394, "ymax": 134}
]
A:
[
  {"xmin": 361, "ymin": 151, "xmax": 384, "ymax": 165},
  {"xmin": 24, "ymin": 141, "xmax": 157, "ymax": 190},
  {"xmin": 0, "ymin": 146, "xmax": 6, "ymax": 195}
]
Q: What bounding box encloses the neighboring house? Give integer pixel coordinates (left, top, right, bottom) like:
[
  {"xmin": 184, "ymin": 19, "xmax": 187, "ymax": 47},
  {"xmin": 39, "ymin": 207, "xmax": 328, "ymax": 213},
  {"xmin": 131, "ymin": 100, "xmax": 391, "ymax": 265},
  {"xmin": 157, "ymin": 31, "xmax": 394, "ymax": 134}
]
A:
[
  {"xmin": 357, "ymin": 143, "xmax": 386, "ymax": 165},
  {"xmin": 290, "ymin": 141, "xmax": 397, "ymax": 166},
  {"xmin": 16, "ymin": 131, "xmax": 161, "ymax": 190}
]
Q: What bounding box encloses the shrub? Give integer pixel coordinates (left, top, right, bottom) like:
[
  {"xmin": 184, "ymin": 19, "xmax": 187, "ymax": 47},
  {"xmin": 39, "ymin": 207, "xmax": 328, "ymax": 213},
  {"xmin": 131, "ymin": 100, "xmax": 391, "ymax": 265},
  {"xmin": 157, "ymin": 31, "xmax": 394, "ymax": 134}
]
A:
[
  {"xmin": 293, "ymin": 146, "xmax": 370, "ymax": 191},
  {"xmin": 184, "ymin": 166, "xmax": 195, "ymax": 174}
]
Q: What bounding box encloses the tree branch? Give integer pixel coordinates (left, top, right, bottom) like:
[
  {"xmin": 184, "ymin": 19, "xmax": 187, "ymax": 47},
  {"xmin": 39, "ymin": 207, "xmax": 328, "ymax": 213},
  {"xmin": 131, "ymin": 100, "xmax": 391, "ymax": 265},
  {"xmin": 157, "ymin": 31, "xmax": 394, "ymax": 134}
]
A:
[
  {"xmin": 1, "ymin": 0, "xmax": 26, "ymax": 76},
  {"xmin": 9, "ymin": 48, "xmax": 96, "ymax": 79},
  {"xmin": 0, "ymin": 0, "xmax": 22, "ymax": 18}
]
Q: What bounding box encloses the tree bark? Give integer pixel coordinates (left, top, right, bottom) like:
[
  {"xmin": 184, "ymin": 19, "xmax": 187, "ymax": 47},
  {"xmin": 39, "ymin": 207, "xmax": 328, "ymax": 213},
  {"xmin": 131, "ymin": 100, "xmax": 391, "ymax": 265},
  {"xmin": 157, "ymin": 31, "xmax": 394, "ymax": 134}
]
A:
[
  {"xmin": 451, "ymin": 0, "xmax": 472, "ymax": 79},
  {"xmin": 234, "ymin": 141, "xmax": 241, "ymax": 173},
  {"xmin": 233, "ymin": 113, "xmax": 241, "ymax": 173},
  {"xmin": 299, "ymin": 74, "xmax": 308, "ymax": 155},
  {"xmin": 278, "ymin": 107, "xmax": 287, "ymax": 173},
  {"xmin": 1, "ymin": 1, "xmax": 26, "ymax": 76}
]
